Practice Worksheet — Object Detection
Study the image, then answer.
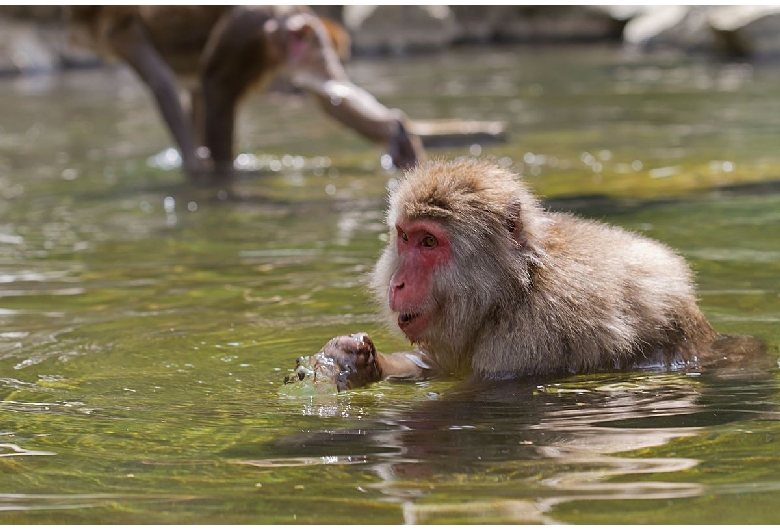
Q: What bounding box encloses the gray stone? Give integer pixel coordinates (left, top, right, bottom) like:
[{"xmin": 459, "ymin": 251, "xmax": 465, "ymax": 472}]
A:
[
  {"xmin": 450, "ymin": 6, "xmax": 640, "ymax": 45},
  {"xmin": 449, "ymin": 6, "xmax": 505, "ymax": 44},
  {"xmin": 0, "ymin": 18, "xmax": 58, "ymax": 75},
  {"xmin": 344, "ymin": 5, "xmax": 458, "ymax": 55},
  {"xmin": 623, "ymin": 6, "xmax": 715, "ymax": 52},
  {"xmin": 493, "ymin": 6, "xmax": 630, "ymax": 43},
  {"xmin": 0, "ymin": 16, "xmax": 102, "ymax": 76},
  {"xmin": 709, "ymin": 6, "xmax": 780, "ymax": 57}
]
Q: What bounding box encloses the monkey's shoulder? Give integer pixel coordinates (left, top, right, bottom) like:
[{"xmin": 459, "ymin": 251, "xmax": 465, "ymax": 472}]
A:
[
  {"xmin": 534, "ymin": 210, "xmax": 695, "ymax": 300},
  {"xmin": 542, "ymin": 211, "xmax": 684, "ymax": 262}
]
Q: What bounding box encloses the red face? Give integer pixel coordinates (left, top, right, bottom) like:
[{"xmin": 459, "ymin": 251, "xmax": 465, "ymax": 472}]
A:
[{"xmin": 388, "ymin": 218, "xmax": 451, "ymax": 342}]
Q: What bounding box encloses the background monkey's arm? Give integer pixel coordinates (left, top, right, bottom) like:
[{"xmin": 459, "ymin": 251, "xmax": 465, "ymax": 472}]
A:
[{"xmin": 106, "ymin": 15, "xmax": 203, "ymax": 174}]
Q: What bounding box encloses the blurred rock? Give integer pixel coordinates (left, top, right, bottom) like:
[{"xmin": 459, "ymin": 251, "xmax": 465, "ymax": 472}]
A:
[
  {"xmin": 623, "ymin": 6, "xmax": 715, "ymax": 52},
  {"xmin": 0, "ymin": 14, "xmax": 101, "ymax": 76},
  {"xmin": 5, "ymin": 4, "xmax": 780, "ymax": 78},
  {"xmin": 624, "ymin": 5, "xmax": 780, "ymax": 58},
  {"xmin": 344, "ymin": 5, "xmax": 458, "ymax": 54},
  {"xmin": 0, "ymin": 18, "xmax": 59, "ymax": 75},
  {"xmin": 449, "ymin": 6, "xmax": 505, "ymax": 44},
  {"xmin": 493, "ymin": 6, "xmax": 631, "ymax": 43},
  {"xmin": 709, "ymin": 6, "xmax": 780, "ymax": 58},
  {"xmin": 450, "ymin": 6, "xmax": 637, "ymax": 45}
]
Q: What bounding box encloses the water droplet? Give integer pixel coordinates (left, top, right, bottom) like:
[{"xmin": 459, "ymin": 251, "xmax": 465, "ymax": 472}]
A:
[
  {"xmin": 580, "ymin": 152, "xmax": 594, "ymax": 165},
  {"xmin": 380, "ymin": 154, "xmax": 393, "ymax": 170},
  {"xmin": 386, "ymin": 177, "xmax": 399, "ymax": 191}
]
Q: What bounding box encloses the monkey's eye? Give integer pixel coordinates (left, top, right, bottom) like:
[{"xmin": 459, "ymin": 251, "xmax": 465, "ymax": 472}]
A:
[
  {"xmin": 399, "ymin": 230, "xmax": 409, "ymax": 243},
  {"xmin": 420, "ymin": 234, "xmax": 438, "ymax": 248}
]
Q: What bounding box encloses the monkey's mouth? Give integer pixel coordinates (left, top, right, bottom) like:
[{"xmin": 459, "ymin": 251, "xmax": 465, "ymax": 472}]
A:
[
  {"xmin": 397, "ymin": 311, "xmax": 429, "ymax": 338},
  {"xmin": 398, "ymin": 312, "xmax": 420, "ymax": 325}
]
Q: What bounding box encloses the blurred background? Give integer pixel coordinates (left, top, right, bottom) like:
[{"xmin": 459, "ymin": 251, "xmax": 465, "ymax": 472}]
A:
[{"xmin": 3, "ymin": 6, "xmax": 780, "ymax": 74}]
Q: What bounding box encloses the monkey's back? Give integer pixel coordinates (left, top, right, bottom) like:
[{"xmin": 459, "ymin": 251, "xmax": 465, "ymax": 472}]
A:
[
  {"xmin": 473, "ymin": 213, "xmax": 717, "ymax": 377},
  {"xmin": 480, "ymin": 211, "xmax": 717, "ymax": 376},
  {"xmin": 68, "ymin": 6, "xmax": 311, "ymax": 77}
]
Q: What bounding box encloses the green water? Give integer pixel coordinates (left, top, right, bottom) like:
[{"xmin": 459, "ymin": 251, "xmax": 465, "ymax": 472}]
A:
[{"xmin": 0, "ymin": 46, "xmax": 779, "ymax": 524}]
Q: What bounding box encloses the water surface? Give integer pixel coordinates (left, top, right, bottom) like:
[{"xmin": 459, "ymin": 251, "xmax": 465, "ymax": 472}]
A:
[{"xmin": 0, "ymin": 46, "xmax": 779, "ymax": 523}]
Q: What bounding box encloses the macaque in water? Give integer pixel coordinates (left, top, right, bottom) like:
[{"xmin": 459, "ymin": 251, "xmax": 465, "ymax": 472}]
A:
[
  {"xmin": 66, "ymin": 6, "xmax": 424, "ymax": 179},
  {"xmin": 290, "ymin": 159, "xmax": 767, "ymax": 390}
]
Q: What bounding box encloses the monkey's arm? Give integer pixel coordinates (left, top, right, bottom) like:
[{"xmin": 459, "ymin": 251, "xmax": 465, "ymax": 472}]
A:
[
  {"xmin": 107, "ymin": 15, "xmax": 203, "ymax": 175},
  {"xmin": 279, "ymin": 14, "xmax": 425, "ymax": 170},
  {"xmin": 296, "ymin": 77, "xmax": 401, "ymax": 141},
  {"xmin": 376, "ymin": 350, "xmax": 435, "ymax": 381},
  {"xmin": 301, "ymin": 80, "xmax": 425, "ymax": 170},
  {"xmin": 293, "ymin": 333, "xmax": 435, "ymax": 391}
]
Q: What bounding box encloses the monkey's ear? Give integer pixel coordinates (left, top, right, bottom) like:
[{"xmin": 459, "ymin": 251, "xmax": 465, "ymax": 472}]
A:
[
  {"xmin": 505, "ymin": 200, "xmax": 528, "ymax": 248},
  {"xmin": 286, "ymin": 14, "xmax": 316, "ymax": 41}
]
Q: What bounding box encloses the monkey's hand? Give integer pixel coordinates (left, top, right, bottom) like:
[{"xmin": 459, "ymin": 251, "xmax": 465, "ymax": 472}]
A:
[
  {"xmin": 284, "ymin": 333, "xmax": 383, "ymax": 392},
  {"xmin": 387, "ymin": 111, "xmax": 426, "ymax": 171}
]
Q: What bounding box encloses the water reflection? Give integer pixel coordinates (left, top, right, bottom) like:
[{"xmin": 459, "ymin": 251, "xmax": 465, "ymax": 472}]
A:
[
  {"xmin": 372, "ymin": 380, "xmax": 703, "ymax": 523},
  {"xmin": 0, "ymin": 493, "xmax": 196, "ymax": 512},
  {"xmin": 263, "ymin": 367, "xmax": 778, "ymax": 524},
  {"xmin": 0, "ymin": 443, "xmax": 55, "ymax": 458}
]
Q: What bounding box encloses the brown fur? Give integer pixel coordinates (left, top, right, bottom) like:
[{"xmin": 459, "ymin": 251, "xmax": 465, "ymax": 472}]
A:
[
  {"xmin": 372, "ymin": 159, "xmax": 718, "ymax": 379},
  {"xmin": 66, "ymin": 6, "xmax": 423, "ymax": 178}
]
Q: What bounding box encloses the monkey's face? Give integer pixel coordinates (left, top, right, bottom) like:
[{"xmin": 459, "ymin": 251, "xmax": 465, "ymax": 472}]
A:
[{"xmin": 386, "ymin": 217, "xmax": 451, "ymax": 343}]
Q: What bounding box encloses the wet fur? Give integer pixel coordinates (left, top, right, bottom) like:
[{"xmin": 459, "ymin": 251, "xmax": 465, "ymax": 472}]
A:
[{"xmin": 372, "ymin": 159, "xmax": 718, "ymax": 378}]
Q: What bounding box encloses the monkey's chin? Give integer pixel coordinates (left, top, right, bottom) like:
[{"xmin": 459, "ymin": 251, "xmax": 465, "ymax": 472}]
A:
[{"xmin": 397, "ymin": 312, "xmax": 430, "ymax": 342}]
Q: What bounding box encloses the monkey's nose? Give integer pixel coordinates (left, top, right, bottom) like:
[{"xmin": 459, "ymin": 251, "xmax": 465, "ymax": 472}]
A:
[
  {"xmin": 390, "ymin": 281, "xmax": 405, "ymax": 298},
  {"xmin": 389, "ymin": 281, "xmax": 404, "ymax": 309}
]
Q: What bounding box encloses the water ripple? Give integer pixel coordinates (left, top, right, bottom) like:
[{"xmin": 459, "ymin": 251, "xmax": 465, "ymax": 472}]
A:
[
  {"xmin": 0, "ymin": 493, "xmax": 196, "ymax": 512},
  {"xmin": 0, "ymin": 443, "xmax": 55, "ymax": 458}
]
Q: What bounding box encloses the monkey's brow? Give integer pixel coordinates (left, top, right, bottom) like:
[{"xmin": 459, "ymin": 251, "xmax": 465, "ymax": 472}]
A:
[
  {"xmin": 405, "ymin": 203, "xmax": 453, "ymax": 220},
  {"xmin": 425, "ymin": 194, "xmax": 453, "ymax": 209}
]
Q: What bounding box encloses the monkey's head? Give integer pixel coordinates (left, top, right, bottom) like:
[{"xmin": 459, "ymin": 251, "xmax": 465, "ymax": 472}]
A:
[{"xmin": 371, "ymin": 159, "xmax": 548, "ymax": 359}]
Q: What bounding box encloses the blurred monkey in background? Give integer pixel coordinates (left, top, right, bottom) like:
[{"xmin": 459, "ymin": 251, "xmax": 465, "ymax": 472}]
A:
[{"xmin": 67, "ymin": 6, "xmax": 425, "ymax": 180}]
